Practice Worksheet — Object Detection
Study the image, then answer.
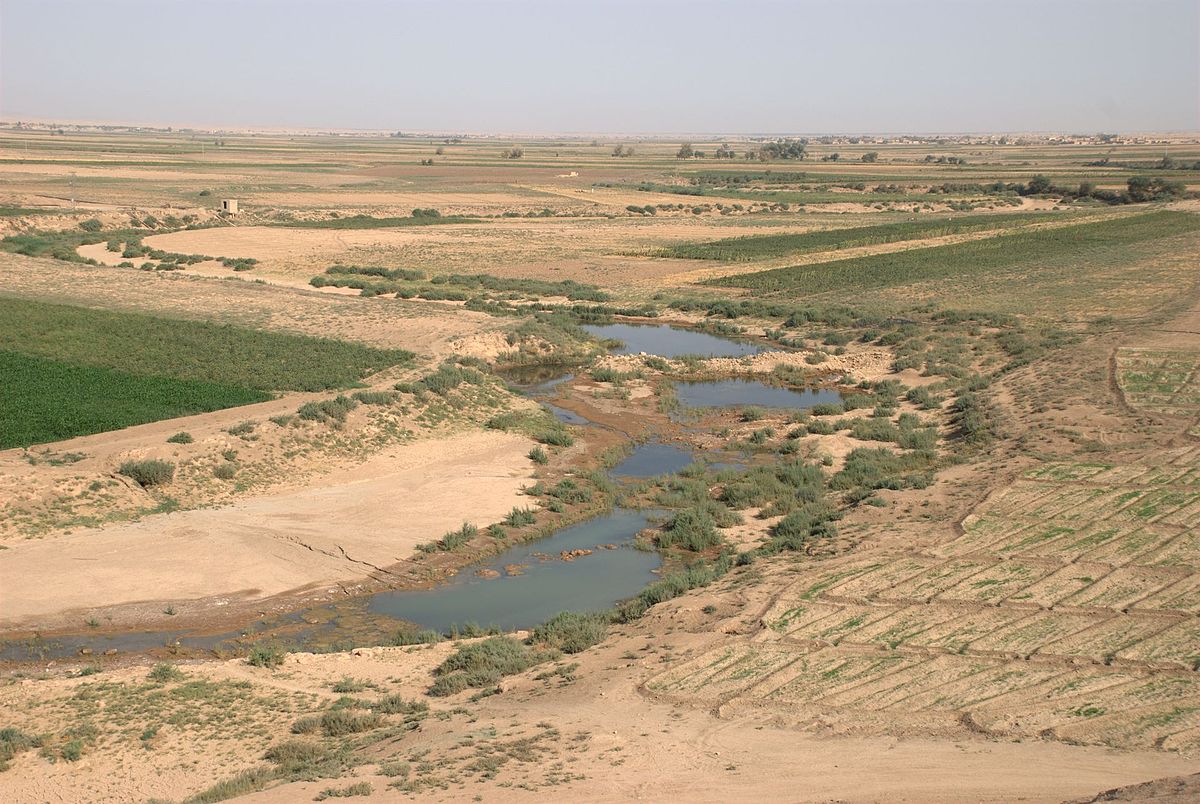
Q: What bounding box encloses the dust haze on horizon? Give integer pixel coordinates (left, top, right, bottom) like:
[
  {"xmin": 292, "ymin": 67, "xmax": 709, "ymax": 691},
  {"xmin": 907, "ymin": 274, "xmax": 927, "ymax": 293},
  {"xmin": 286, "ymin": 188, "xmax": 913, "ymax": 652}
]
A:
[{"xmin": 2, "ymin": 0, "xmax": 1198, "ymax": 136}]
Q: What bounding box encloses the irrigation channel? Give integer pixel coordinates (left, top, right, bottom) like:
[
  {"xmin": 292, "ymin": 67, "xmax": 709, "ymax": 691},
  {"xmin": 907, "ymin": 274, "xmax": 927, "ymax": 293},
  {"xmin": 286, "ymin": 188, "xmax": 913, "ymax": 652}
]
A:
[{"xmin": 1, "ymin": 324, "xmax": 843, "ymax": 663}]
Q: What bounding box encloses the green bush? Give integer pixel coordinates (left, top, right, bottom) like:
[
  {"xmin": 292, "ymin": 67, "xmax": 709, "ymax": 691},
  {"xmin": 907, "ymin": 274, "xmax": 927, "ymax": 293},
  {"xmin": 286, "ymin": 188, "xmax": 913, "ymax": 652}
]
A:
[
  {"xmin": 166, "ymin": 431, "xmax": 193, "ymax": 444},
  {"xmin": 739, "ymin": 406, "xmax": 764, "ymax": 422},
  {"xmin": 391, "ymin": 629, "xmax": 443, "ymax": 646},
  {"xmin": 117, "ymin": 459, "xmax": 175, "ymax": 487},
  {"xmin": 809, "ymin": 402, "xmax": 843, "ymax": 416},
  {"xmin": 504, "ymin": 506, "xmax": 537, "ymax": 527},
  {"xmin": 298, "ymin": 395, "xmax": 358, "ymax": 424},
  {"xmin": 659, "ymin": 508, "xmax": 722, "ymax": 551},
  {"xmin": 0, "ymin": 728, "xmax": 43, "ymax": 771},
  {"xmin": 351, "ymin": 390, "xmax": 395, "ymax": 405},
  {"xmin": 148, "ymin": 663, "xmax": 185, "ymax": 683},
  {"xmin": 213, "ymin": 463, "xmax": 237, "ymax": 480},
  {"xmin": 429, "ymin": 636, "xmax": 558, "ymax": 696},
  {"xmin": 528, "ymin": 445, "xmax": 549, "ymax": 464},
  {"xmin": 247, "ymin": 642, "xmax": 286, "ymax": 668},
  {"xmin": 438, "ymin": 522, "xmax": 478, "ymax": 551},
  {"xmin": 529, "ymin": 611, "xmax": 608, "ymax": 654}
]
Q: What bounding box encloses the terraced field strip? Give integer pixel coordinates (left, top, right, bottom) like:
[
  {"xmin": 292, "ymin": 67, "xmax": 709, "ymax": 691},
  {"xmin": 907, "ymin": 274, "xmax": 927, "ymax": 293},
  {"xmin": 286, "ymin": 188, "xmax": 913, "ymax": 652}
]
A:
[
  {"xmin": 654, "ymin": 446, "xmax": 1200, "ymax": 751},
  {"xmin": 1117, "ymin": 348, "xmax": 1200, "ymax": 420},
  {"xmin": 645, "ymin": 639, "xmax": 1200, "ymax": 750}
]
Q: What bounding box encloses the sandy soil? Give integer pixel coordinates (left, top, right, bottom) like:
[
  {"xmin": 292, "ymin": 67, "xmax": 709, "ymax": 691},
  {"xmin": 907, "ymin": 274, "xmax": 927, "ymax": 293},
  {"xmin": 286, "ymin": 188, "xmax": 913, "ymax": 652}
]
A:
[
  {"xmin": 1, "ymin": 634, "xmax": 1195, "ymax": 804},
  {"xmin": 0, "ymin": 251, "xmax": 509, "ymax": 355},
  {"xmin": 0, "ymin": 430, "xmax": 533, "ymax": 631}
]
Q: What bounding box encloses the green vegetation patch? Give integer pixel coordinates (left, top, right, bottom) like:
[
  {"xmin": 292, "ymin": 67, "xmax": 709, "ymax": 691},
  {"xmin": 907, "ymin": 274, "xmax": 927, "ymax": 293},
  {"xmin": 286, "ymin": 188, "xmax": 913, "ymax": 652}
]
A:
[
  {"xmin": 275, "ymin": 214, "xmax": 478, "ymax": 229},
  {"xmin": 0, "ymin": 297, "xmax": 412, "ymax": 392},
  {"xmin": 661, "ymin": 212, "xmax": 1049, "ymax": 261},
  {"xmin": 707, "ymin": 211, "xmax": 1200, "ymax": 293},
  {"xmin": 0, "ymin": 351, "xmax": 268, "ymax": 449},
  {"xmin": 0, "ymin": 297, "xmax": 412, "ymax": 446}
]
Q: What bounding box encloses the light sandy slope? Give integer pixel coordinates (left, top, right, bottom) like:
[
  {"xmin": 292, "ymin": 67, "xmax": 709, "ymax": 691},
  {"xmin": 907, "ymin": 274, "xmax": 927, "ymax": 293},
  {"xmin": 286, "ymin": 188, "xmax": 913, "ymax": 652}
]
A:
[
  {"xmin": 0, "ymin": 430, "xmax": 532, "ymax": 630},
  {"xmin": 3, "ymin": 637, "xmax": 1192, "ymax": 804}
]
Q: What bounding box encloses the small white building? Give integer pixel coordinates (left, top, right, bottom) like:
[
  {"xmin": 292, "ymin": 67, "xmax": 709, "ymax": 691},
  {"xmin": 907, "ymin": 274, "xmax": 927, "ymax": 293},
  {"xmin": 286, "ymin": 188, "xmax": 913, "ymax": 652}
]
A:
[{"xmin": 220, "ymin": 199, "xmax": 239, "ymax": 214}]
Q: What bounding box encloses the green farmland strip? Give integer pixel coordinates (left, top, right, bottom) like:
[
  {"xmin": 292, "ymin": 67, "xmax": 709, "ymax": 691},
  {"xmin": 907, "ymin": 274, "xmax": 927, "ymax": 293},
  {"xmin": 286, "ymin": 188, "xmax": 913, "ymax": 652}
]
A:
[
  {"xmin": 0, "ymin": 351, "xmax": 269, "ymax": 449},
  {"xmin": 0, "ymin": 296, "xmax": 413, "ymax": 392},
  {"xmin": 661, "ymin": 212, "xmax": 1054, "ymax": 261},
  {"xmin": 273, "ymin": 214, "xmax": 479, "ymax": 229},
  {"xmin": 707, "ymin": 211, "xmax": 1200, "ymax": 293}
]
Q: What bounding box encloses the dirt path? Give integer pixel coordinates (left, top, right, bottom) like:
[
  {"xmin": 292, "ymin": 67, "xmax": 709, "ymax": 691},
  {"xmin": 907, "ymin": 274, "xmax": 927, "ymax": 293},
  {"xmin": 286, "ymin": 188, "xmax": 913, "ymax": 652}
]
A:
[{"xmin": 0, "ymin": 430, "xmax": 533, "ymax": 631}]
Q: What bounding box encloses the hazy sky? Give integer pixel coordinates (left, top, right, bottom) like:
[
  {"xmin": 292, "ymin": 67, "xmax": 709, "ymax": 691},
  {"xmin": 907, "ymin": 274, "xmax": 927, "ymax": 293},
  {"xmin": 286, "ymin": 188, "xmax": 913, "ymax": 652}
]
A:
[{"xmin": 2, "ymin": 0, "xmax": 1197, "ymax": 134}]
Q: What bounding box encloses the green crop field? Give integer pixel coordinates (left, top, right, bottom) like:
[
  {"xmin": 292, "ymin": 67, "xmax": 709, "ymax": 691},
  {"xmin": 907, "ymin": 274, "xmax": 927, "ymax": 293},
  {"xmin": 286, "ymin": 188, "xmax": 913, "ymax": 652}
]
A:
[
  {"xmin": 659, "ymin": 212, "xmax": 1056, "ymax": 261},
  {"xmin": 0, "ymin": 352, "xmax": 269, "ymax": 449},
  {"xmin": 0, "ymin": 297, "xmax": 415, "ymax": 447},
  {"xmin": 0, "ymin": 297, "xmax": 413, "ymax": 392},
  {"xmin": 708, "ymin": 211, "xmax": 1200, "ymax": 294}
]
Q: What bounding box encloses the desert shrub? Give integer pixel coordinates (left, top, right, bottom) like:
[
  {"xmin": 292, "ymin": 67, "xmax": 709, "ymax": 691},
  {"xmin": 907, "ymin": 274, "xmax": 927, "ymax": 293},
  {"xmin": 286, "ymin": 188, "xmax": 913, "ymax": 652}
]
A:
[
  {"xmin": 528, "ymin": 445, "xmax": 548, "ymax": 464},
  {"xmin": 263, "ymin": 739, "xmax": 348, "ymax": 780},
  {"xmin": 246, "ymin": 642, "xmax": 286, "ymax": 668},
  {"xmin": 351, "ymin": 390, "xmax": 395, "ymax": 405},
  {"xmin": 504, "ymin": 507, "xmax": 536, "ymax": 527},
  {"xmin": 315, "ymin": 782, "xmax": 373, "ymax": 800},
  {"xmin": 905, "ymin": 387, "xmax": 943, "ymax": 410},
  {"xmin": 591, "ymin": 367, "xmax": 642, "ymax": 384},
  {"xmin": 117, "ymin": 459, "xmax": 175, "ymax": 487},
  {"xmin": 643, "ymin": 355, "xmax": 671, "ymax": 371},
  {"xmin": 659, "ymin": 508, "xmax": 722, "ymax": 551},
  {"xmin": 766, "ymin": 501, "xmax": 837, "ymax": 552},
  {"xmin": 805, "ymin": 419, "xmax": 835, "ymax": 435},
  {"xmin": 300, "ymin": 709, "xmax": 382, "ymax": 738},
  {"xmin": 529, "ymin": 611, "xmax": 608, "ymax": 654},
  {"xmin": 148, "ymin": 663, "xmax": 185, "ymax": 683},
  {"xmin": 429, "ymin": 636, "xmax": 558, "ymax": 696},
  {"xmin": 898, "ymin": 427, "xmax": 938, "ymax": 450},
  {"xmin": 185, "ymin": 766, "xmax": 277, "ymax": 803},
  {"xmin": 391, "ymin": 629, "xmax": 443, "ymax": 646},
  {"xmin": 831, "ymin": 447, "xmax": 934, "ymax": 495},
  {"xmin": 949, "ymin": 392, "xmax": 995, "ymax": 447},
  {"xmin": 226, "ymin": 420, "xmax": 256, "ymax": 437},
  {"xmin": 370, "ymin": 694, "xmax": 428, "ymax": 716},
  {"xmin": 849, "ymin": 418, "xmax": 900, "ymax": 443},
  {"xmin": 166, "ymin": 431, "xmax": 193, "ymax": 444},
  {"xmin": 297, "ymin": 395, "xmax": 358, "ymax": 424},
  {"xmin": 808, "ymin": 402, "xmax": 843, "ymax": 416},
  {"xmin": 78, "ymin": 219, "xmax": 104, "ymax": 232},
  {"xmin": 438, "ymin": 522, "xmax": 478, "ymax": 551},
  {"xmin": 0, "ymin": 728, "xmax": 42, "ymax": 771},
  {"xmin": 614, "ymin": 554, "xmax": 734, "ymax": 623},
  {"xmin": 213, "ymin": 463, "xmax": 237, "ymax": 480},
  {"xmin": 487, "ymin": 409, "xmax": 574, "ymax": 447},
  {"xmin": 740, "ymin": 406, "xmax": 764, "ymax": 422},
  {"xmin": 331, "ymin": 677, "xmax": 366, "ymax": 694}
]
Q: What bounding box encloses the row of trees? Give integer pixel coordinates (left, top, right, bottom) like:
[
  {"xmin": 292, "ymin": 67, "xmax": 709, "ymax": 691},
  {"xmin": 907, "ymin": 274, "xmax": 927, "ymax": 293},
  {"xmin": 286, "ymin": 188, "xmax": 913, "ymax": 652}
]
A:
[
  {"xmin": 1021, "ymin": 174, "xmax": 1187, "ymax": 204},
  {"xmin": 674, "ymin": 140, "xmax": 881, "ymax": 163}
]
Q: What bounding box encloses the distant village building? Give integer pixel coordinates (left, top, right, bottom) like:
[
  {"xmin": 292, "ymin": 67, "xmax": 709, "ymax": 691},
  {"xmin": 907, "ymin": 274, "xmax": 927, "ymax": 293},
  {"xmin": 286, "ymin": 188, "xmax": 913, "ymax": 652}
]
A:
[{"xmin": 220, "ymin": 199, "xmax": 239, "ymax": 214}]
